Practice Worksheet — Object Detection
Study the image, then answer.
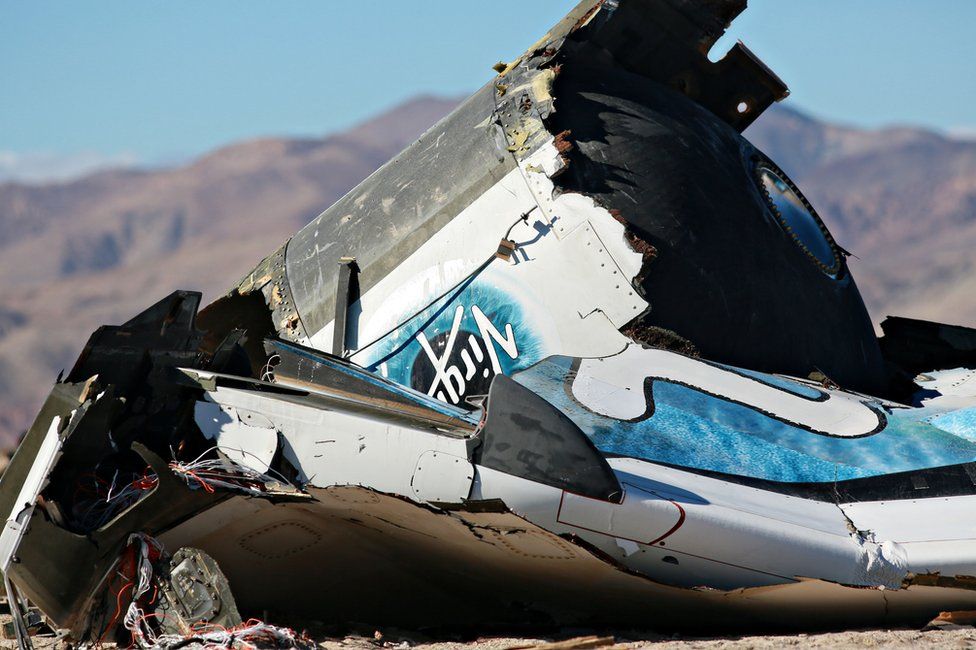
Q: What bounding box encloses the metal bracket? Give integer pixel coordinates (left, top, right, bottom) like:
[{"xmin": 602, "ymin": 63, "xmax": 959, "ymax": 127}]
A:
[{"xmin": 332, "ymin": 257, "xmax": 360, "ymax": 356}]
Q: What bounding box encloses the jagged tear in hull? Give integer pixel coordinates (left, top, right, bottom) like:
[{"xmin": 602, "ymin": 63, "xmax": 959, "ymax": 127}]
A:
[{"xmin": 547, "ymin": 61, "xmax": 887, "ymax": 394}]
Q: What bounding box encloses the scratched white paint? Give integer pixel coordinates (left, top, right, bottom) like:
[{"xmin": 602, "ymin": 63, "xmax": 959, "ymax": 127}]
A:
[{"xmin": 309, "ymin": 135, "xmax": 647, "ymax": 376}]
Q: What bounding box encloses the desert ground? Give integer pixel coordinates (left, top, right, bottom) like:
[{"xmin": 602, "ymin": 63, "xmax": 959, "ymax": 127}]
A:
[{"xmin": 4, "ymin": 614, "xmax": 976, "ymax": 650}]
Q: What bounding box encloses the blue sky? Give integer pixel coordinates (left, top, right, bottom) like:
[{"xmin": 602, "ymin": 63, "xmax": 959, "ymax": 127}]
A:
[{"xmin": 2, "ymin": 1, "xmax": 974, "ymax": 182}]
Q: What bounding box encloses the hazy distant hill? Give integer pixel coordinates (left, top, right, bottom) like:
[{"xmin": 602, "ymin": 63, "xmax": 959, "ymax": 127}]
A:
[
  {"xmin": 0, "ymin": 95, "xmax": 461, "ymax": 448},
  {"xmin": 1, "ymin": 95, "xmax": 974, "ymax": 448}
]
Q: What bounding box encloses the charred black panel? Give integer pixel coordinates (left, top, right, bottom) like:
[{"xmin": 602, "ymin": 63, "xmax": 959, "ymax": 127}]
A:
[
  {"xmin": 476, "ymin": 375, "xmax": 622, "ymax": 502},
  {"xmin": 67, "ymin": 290, "xmax": 203, "ymax": 387},
  {"xmin": 569, "ymin": 0, "xmax": 787, "ymax": 131},
  {"xmin": 549, "ymin": 59, "xmax": 889, "ymax": 396},
  {"xmin": 197, "ymin": 289, "xmax": 277, "ymax": 378},
  {"xmin": 880, "ymin": 316, "xmax": 976, "ymax": 376}
]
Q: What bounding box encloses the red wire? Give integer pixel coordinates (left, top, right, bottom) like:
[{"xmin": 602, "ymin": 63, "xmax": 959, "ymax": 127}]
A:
[{"xmin": 98, "ymin": 581, "xmax": 133, "ymax": 645}]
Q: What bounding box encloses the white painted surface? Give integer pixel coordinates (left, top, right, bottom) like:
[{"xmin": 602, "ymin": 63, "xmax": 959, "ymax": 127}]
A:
[
  {"xmin": 517, "ymin": 140, "xmax": 643, "ymax": 290},
  {"xmin": 889, "ymin": 539, "xmax": 976, "ymax": 577},
  {"xmin": 917, "ymin": 367, "xmax": 976, "ymax": 414},
  {"xmin": 557, "ymin": 483, "xmax": 683, "ymax": 544},
  {"xmin": 309, "ymin": 135, "xmax": 646, "ymax": 378},
  {"xmin": 191, "ymin": 379, "xmax": 971, "ymax": 592},
  {"xmin": 0, "ymin": 416, "xmax": 64, "ymax": 571},
  {"xmin": 920, "ymin": 367, "xmax": 976, "ymax": 398},
  {"xmin": 841, "ymin": 496, "xmax": 976, "ymax": 544},
  {"xmin": 195, "ymin": 400, "xmax": 279, "ymax": 474},
  {"xmin": 202, "ymin": 387, "xmax": 473, "ymax": 505},
  {"xmin": 472, "ymin": 456, "xmax": 916, "ymax": 590},
  {"xmin": 411, "ymin": 451, "xmax": 475, "ymax": 503}
]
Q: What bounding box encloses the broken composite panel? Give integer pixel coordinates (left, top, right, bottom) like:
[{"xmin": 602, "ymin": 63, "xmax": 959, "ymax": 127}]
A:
[{"xmin": 4, "ymin": 0, "xmax": 976, "ymax": 645}]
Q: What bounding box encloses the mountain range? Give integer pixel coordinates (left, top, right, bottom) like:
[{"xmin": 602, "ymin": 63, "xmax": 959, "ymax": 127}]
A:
[{"xmin": 1, "ymin": 95, "xmax": 974, "ymax": 448}]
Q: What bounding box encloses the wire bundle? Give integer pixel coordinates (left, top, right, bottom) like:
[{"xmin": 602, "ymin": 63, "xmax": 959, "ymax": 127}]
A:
[
  {"xmin": 70, "ymin": 467, "xmax": 159, "ymax": 531},
  {"xmin": 152, "ymin": 619, "xmax": 315, "ymax": 649},
  {"xmin": 117, "ymin": 535, "xmax": 312, "ymax": 649},
  {"xmin": 122, "ymin": 533, "xmax": 162, "ymax": 646},
  {"xmin": 169, "ymin": 448, "xmax": 291, "ymax": 497}
]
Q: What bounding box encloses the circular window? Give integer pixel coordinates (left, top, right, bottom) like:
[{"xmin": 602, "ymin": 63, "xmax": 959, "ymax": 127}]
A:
[{"xmin": 755, "ymin": 161, "xmax": 842, "ymax": 277}]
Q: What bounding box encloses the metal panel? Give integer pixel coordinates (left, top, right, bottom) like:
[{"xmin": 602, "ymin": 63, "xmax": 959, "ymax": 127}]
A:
[
  {"xmin": 195, "ymin": 401, "xmax": 278, "ymax": 475},
  {"xmin": 841, "ymin": 496, "xmax": 976, "ymax": 545},
  {"xmin": 0, "ymin": 417, "xmax": 63, "ymax": 572},
  {"xmin": 411, "ymin": 451, "xmax": 475, "ymax": 503},
  {"xmin": 285, "ymin": 83, "xmax": 515, "ymax": 337},
  {"xmin": 202, "ymin": 386, "xmax": 473, "ymax": 504},
  {"xmin": 556, "ymin": 482, "xmax": 683, "ymax": 545}
]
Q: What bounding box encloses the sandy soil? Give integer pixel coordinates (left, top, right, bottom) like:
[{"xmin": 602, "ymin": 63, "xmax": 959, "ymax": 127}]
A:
[
  {"xmin": 2, "ymin": 610, "xmax": 975, "ymax": 649},
  {"xmin": 313, "ymin": 628, "xmax": 976, "ymax": 650},
  {"xmin": 5, "ymin": 627, "xmax": 975, "ymax": 649}
]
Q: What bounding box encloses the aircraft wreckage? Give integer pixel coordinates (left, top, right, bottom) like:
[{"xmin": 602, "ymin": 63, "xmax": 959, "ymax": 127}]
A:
[{"xmin": 4, "ymin": 0, "xmax": 976, "ymax": 646}]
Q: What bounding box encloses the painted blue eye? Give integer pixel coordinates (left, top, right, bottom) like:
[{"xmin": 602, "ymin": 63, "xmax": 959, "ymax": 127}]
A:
[{"xmin": 756, "ymin": 163, "xmax": 841, "ymax": 276}]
